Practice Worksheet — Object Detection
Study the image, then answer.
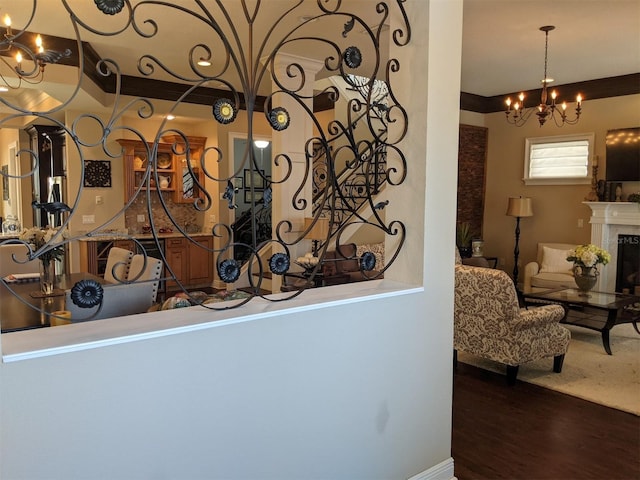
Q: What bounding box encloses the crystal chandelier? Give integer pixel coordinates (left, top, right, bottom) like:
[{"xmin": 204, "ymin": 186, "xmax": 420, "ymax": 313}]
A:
[
  {"xmin": 505, "ymin": 26, "xmax": 582, "ymax": 127},
  {"xmin": 0, "ymin": 13, "xmax": 71, "ymax": 92}
]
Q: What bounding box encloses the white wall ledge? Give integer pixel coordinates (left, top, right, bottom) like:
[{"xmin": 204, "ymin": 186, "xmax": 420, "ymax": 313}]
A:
[{"xmin": 2, "ymin": 280, "xmax": 422, "ymax": 362}]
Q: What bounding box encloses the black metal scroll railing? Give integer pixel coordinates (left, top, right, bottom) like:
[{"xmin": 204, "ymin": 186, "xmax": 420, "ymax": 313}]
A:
[
  {"xmin": 234, "ymin": 89, "xmax": 388, "ymax": 266},
  {"xmin": 311, "ymin": 135, "xmax": 388, "ymax": 245},
  {"xmin": 0, "ymin": 1, "xmax": 409, "ymax": 321},
  {"xmin": 310, "ymin": 73, "xmax": 390, "ymax": 246}
]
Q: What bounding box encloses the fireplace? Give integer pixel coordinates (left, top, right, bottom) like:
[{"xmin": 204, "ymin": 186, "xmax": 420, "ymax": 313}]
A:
[
  {"xmin": 585, "ymin": 202, "xmax": 640, "ymax": 292},
  {"xmin": 616, "ymin": 234, "xmax": 640, "ymax": 294}
]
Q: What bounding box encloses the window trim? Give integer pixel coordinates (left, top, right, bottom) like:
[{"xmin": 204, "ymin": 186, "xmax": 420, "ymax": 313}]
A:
[{"xmin": 523, "ymin": 133, "xmax": 595, "ymax": 186}]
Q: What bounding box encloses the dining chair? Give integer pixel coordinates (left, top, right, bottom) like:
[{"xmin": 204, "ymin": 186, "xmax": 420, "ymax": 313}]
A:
[
  {"xmin": 65, "ymin": 255, "xmax": 163, "ymax": 322},
  {"xmin": 126, "ymin": 254, "xmax": 164, "ymax": 303},
  {"xmin": 65, "ymin": 283, "xmax": 157, "ymax": 322},
  {"xmin": 103, "ymin": 246, "xmax": 134, "ymax": 284}
]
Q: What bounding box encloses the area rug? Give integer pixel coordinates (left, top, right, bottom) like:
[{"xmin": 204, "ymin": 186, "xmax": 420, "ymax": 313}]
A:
[{"xmin": 457, "ymin": 323, "xmax": 640, "ymax": 415}]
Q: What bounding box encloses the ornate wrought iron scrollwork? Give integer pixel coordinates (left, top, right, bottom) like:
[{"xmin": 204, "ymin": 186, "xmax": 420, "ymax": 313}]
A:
[{"xmin": 0, "ymin": 0, "xmax": 410, "ymax": 322}]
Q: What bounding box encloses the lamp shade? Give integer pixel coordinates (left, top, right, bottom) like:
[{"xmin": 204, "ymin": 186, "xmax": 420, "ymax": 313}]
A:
[
  {"xmin": 506, "ymin": 197, "xmax": 533, "ymax": 217},
  {"xmin": 303, "ymin": 216, "xmax": 329, "ymax": 240}
]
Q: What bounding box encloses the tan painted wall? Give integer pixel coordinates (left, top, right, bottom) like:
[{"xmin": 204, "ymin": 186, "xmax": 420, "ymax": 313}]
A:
[
  {"xmin": 480, "ymin": 93, "xmax": 640, "ymax": 279},
  {"xmin": 0, "ymin": 128, "xmax": 20, "ymax": 222},
  {"xmin": 1, "ymin": 4, "xmax": 460, "ymax": 479}
]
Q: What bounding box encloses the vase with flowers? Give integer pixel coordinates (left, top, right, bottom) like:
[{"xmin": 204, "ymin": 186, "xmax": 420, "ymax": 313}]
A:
[
  {"xmin": 19, "ymin": 226, "xmax": 65, "ymax": 295},
  {"xmin": 566, "ymin": 244, "xmax": 611, "ymax": 296}
]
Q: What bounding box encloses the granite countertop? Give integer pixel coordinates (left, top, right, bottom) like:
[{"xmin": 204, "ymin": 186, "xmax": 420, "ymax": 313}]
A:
[
  {"xmin": 2, "ymin": 230, "xmax": 212, "ymax": 242},
  {"xmin": 78, "ymin": 231, "xmax": 212, "ymax": 241}
]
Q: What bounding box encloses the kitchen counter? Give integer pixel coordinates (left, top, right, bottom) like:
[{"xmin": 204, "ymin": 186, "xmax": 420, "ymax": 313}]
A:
[
  {"xmin": 78, "ymin": 231, "xmax": 212, "ymax": 242},
  {"xmin": 77, "ymin": 232, "xmax": 215, "ymax": 288},
  {"xmin": 4, "ymin": 231, "xmax": 213, "ymax": 243}
]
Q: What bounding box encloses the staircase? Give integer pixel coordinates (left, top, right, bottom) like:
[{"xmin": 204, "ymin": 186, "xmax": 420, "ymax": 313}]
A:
[{"xmin": 230, "ymin": 74, "xmax": 391, "ymax": 292}]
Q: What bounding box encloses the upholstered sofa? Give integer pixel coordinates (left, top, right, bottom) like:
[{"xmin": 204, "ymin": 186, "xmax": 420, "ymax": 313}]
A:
[
  {"xmin": 454, "ymin": 262, "xmax": 571, "ymax": 385},
  {"xmin": 523, "ymin": 242, "xmax": 578, "ymax": 293}
]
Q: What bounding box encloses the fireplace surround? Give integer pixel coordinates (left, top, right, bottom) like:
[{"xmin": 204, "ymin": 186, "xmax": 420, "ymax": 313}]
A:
[
  {"xmin": 585, "ymin": 202, "xmax": 640, "ymax": 292},
  {"xmin": 616, "ymin": 234, "xmax": 639, "ymax": 294}
]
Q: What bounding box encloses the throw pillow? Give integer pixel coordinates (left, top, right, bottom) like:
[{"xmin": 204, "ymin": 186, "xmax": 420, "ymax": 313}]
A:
[{"xmin": 539, "ymin": 246, "xmax": 573, "ymax": 274}]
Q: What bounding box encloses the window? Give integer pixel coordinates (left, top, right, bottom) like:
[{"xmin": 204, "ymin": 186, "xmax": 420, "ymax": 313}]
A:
[{"xmin": 524, "ymin": 133, "xmax": 594, "ymax": 185}]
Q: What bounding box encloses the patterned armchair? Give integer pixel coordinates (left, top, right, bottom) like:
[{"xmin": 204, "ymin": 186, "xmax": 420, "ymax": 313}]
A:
[{"xmin": 454, "ymin": 264, "xmax": 571, "ymax": 385}]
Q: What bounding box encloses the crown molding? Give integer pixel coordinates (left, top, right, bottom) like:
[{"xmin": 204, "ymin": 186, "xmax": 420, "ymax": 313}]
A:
[
  {"xmin": 0, "ymin": 29, "xmax": 334, "ymax": 113},
  {"xmin": 461, "ymin": 73, "xmax": 640, "ymax": 114},
  {"xmin": 4, "ymin": 30, "xmax": 635, "ymax": 116}
]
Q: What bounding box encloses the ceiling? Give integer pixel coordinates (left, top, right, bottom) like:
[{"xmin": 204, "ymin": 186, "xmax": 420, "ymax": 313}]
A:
[
  {"xmin": 0, "ymin": 0, "xmax": 638, "ymax": 117},
  {"xmin": 462, "ymin": 0, "xmax": 640, "ymax": 97}
]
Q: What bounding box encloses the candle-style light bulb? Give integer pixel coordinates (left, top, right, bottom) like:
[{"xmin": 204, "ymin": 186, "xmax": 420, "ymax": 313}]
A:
[
  {"xmin": 3, "ymin": 14, "xmax": 11, "ymax": 27},
  {"xmin": 15, "ymin": 52, "xmax": 22, "ymax": 64},
  {"xmin": 518, "ymin": 92, "xmax": 525, "ymax": 102},
  {"xmin": 561, "ymin": 102, "xmax": 567, "ymax": 111},
  {"xmin": 576, "ymin": 94, "xmax": 582, "ymax": 105},
  {"xmin": 506, "ymin": 97, "xmax": 512, "ymax": 108},
  {"xmin": 35, "ymin": 34, "xmax": 43, "ymax": 53}
]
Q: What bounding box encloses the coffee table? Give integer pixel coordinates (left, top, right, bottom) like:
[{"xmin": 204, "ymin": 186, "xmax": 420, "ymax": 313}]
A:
[{"xmin": 523, "ymin": 288, "xmax": 640, "ymax": 355}]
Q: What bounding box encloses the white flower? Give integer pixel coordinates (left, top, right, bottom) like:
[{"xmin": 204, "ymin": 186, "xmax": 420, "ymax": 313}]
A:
[
  {"xmin": 18, "ymin": 226, "xmax": 65, "ymax": 263},
  {"xmin": 580, "ymin": 251, "xmax": 598, "ymax": 267},
  {"xmin": 567, "ymin": 244, "xmax": 610, "ymax": 268}
]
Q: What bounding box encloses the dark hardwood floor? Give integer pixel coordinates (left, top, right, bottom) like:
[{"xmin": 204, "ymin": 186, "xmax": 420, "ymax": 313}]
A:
[{"xmin": 452, "ymin": 362, "xmax": 640, "ymax": 480}]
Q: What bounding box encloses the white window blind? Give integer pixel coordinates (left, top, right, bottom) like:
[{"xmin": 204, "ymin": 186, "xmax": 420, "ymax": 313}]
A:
[{"xmin": 524, "ymin": 133, "xmax": 594, "ymax": 185}]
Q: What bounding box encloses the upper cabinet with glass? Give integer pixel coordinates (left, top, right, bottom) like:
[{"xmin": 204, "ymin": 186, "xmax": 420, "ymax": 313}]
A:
[
  {"xmin": 117, "ymin": 137, "xmax": 206, "ymax": 203},
  {"xmin": 162, "ymin": 136, "xmax": 207, "ymax": 204}
]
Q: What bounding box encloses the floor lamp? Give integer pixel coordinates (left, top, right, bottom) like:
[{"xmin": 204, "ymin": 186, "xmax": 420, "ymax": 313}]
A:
[{"xmin": 506, "ymin": 196, "xmax": 533, "ymax": 289}]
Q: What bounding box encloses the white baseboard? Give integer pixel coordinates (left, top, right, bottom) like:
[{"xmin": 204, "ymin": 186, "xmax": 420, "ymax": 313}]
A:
[{"xmin": 407, "ymin": 458, "xmax": 456, "ymax": 480}]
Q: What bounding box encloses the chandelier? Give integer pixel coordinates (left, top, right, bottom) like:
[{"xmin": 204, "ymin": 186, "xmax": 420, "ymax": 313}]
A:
[
  {"xmin": 505, "ymin": 26, "xmax": 582, "ymax": 127},
  {"xmin": 0, "ymin": 13, "xmax": 71, "ymax": 92}
]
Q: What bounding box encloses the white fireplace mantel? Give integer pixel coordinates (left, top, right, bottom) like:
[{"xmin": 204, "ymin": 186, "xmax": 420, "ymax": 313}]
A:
[
  {"xmin": 584, "ymin": 201, "xmax": 640, "ymax": 291},
  {"xmin": 584, "ymin": 201, "xmax": 640, "ymax": 226}
]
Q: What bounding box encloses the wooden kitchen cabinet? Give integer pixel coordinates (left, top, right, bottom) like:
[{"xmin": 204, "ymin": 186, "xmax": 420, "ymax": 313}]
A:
[
  {"xmin": 187, "ymin": 236, "xmax": 214, "ymax": 285},
  {"xmin": 117, "ymin": 139, "xmax": 177, "ymax": 201},
  {"xmin": 161, "ymin": 135, "xmax": 207, "ymax": 204},
  {"xmin": 164, "ymin": 235, "xmax": 214, "ymax": 290},
  {"xmin": 118, "ymin": 136, "xmax": 207, "ymax": 203},
  {"xmin": 165, "ymin": 237, "xmax": 188, "ymax": 289},
  {"xmin": 81, "ymin": 236, "xmax": 213, "ymax": 292}
]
